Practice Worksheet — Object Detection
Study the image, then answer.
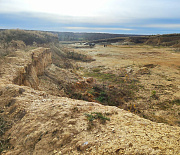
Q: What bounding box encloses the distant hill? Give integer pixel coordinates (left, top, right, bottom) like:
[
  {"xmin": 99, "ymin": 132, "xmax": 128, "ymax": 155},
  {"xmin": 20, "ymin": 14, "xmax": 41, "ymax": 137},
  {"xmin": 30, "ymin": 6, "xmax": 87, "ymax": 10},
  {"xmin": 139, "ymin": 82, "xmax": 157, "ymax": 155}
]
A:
[
  {"xmin": 50, "ymin": 32, "xmax": 142, "ymax": 41},
  {"xmin": 0, "ymin": 29, "xmax": 142, "ymax": 42},
  {"xmin": 128, "ymin": 33, "xmax": 180, "ymax": 47},
  {"xmin": 0, "ymin": 29, "xmax": 58, "ymax": 45},
  {"xmin": 1, "ymin": 29, "xmax": 180, "ymax": 47}
]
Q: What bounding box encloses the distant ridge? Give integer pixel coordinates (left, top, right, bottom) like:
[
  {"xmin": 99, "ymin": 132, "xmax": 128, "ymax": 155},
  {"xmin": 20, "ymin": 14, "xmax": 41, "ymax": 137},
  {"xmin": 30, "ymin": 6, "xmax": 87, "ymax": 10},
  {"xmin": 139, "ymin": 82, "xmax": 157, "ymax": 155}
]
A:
[{"xmin": 49, "ymin": 31, "xmax": 145, "ymax": 41}]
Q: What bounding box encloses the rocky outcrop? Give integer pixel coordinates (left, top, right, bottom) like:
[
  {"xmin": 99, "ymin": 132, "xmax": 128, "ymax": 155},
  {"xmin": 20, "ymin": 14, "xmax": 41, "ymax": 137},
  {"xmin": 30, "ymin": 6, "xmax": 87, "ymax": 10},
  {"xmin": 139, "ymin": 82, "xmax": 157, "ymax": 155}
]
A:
[{"xmin": 13, "ymin": 48, "xmax": 52, "ymax": 89}]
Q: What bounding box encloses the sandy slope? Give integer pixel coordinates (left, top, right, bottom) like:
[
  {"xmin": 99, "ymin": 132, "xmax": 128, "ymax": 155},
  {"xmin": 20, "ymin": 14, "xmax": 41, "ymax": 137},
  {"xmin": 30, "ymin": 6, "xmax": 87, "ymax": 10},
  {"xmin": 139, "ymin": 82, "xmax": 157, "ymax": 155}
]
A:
[{"xmin": 1, "ymin": 84, "xmax": 180, "ymax": 155}]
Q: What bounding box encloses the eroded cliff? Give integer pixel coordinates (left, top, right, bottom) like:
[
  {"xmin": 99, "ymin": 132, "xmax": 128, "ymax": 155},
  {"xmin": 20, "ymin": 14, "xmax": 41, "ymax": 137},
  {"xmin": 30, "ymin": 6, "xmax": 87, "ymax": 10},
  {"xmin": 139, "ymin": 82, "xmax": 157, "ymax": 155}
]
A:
[{"xmin": 13, "ymin": 48, "xmax": 52, "ymax": 89}]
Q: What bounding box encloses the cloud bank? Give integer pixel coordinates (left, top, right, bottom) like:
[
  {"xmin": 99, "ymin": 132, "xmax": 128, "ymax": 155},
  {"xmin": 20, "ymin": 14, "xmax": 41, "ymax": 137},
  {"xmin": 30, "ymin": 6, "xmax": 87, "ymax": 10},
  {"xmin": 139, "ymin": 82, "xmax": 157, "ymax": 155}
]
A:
[{"xmin": 0, "ymin": 0, "xmax": 180, "ymax": 34}]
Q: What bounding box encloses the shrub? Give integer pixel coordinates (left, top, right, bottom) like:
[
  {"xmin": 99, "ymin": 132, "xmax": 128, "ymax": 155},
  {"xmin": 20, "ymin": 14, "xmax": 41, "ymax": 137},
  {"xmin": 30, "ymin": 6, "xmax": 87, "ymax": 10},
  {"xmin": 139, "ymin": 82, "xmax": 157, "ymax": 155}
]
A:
[
  {"xmin": 84, "ymin": 112, "xmax": 110, "ymax": 124},
  {"xmin": 151, "ymin": 90, "xmax": 158, "ymax": 99},
  {"xmin": 67, "ymin": 51, "xmax": 95, "ymax": 62}
]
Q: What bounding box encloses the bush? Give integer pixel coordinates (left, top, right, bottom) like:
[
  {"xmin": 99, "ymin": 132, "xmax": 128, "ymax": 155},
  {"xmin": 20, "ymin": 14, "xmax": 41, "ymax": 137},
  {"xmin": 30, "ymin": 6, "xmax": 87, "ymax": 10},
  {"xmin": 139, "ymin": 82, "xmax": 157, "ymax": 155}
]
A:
[
  {"xmin": 151, "ymin": 90, "xmax": 158, "ymax": 99},
  {"xmin": 84, "ymin": 112, "xmax": 110, "ymax": 125},
  {"xmin": 67, "ymin": 51, "xmax": 95, "ymax": 62}
]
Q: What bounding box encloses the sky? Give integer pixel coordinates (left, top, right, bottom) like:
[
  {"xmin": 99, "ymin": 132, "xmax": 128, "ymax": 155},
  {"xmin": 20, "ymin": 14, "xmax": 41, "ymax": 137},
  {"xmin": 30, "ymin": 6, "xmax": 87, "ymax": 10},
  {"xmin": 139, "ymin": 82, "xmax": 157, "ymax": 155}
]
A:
[{"xmin": 0, "ymin": 0, "xmax": 180, "ymax": 34}]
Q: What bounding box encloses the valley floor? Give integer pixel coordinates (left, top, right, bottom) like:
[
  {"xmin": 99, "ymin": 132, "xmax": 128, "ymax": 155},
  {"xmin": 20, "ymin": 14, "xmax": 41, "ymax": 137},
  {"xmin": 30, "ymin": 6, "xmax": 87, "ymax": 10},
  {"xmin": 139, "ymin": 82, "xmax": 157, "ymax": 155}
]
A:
[
  {"xmin": 0, "ymin": 45, "xmax": 180, "ymax": 154},
  {"xmin": 71, "ymin": 44, "xmax": 180, "ymax": 126}
]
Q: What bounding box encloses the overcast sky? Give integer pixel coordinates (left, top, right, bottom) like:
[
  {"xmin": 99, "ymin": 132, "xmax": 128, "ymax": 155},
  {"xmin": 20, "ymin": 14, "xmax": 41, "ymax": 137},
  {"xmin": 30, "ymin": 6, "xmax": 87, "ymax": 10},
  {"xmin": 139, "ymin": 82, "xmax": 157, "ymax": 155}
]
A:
[{"xmin": 0, "ymin": 0, "xmax": 180, "ymax": 34}]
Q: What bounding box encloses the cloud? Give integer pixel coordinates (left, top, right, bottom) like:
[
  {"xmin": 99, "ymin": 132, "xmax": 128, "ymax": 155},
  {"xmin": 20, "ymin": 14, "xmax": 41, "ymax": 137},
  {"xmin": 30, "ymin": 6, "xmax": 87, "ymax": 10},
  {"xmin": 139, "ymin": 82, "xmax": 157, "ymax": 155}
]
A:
[
  {"xmin": 0, "ymin": 0, "xmax": 180, "ymax": 34},
  {"xmin": 1, "ymin": 0, "xmax": 180, "ymax": 24},
  {"xmin": 64, "ymin": 27, "xmax": 133, "ymax": 31},
  {"xmin": 144, "ymin": 24, "xmax": 180, "ymax": 29},
  {"xmin": 0, "ymin": 0, "xmax": 33, "ymax": 13},
  {"xmin": 34, "ymin": 14, "xmax": 132, "ymax": 25}
]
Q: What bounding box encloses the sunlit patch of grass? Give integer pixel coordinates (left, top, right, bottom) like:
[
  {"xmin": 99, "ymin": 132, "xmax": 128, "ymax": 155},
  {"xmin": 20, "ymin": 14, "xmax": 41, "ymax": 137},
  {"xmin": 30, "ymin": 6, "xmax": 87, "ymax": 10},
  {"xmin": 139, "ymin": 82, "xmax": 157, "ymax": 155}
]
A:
[{"xmin": 84, "ymin": 71, "xmax": 124, "ymax": 84}]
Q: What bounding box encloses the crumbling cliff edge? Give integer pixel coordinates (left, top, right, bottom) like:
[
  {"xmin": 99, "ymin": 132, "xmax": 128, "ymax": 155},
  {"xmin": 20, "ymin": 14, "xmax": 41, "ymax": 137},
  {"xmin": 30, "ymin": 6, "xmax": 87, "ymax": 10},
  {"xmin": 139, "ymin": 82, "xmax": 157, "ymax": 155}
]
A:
[{"xmin": 13, "ymin": 48, "xmax": 52, "ymax": 89}]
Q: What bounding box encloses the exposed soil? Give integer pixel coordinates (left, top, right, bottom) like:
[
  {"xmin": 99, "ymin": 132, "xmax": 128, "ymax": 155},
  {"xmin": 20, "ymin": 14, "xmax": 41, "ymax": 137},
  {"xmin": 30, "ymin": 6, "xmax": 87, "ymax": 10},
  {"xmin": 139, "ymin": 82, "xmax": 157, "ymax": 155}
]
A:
[
  {"xmin": 1, "ymin": 84, "xmax": 180, "ymax": 155},
  {"xmin": 0, "ymin": 45, "xmax": 180, "ymax": 154}
]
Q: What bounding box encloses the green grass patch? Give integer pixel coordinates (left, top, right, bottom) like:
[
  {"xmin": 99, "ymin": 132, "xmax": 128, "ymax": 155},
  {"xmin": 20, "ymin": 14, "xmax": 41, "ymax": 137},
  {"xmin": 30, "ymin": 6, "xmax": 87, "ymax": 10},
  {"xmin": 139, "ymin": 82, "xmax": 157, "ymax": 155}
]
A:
[
  {"xmin": 96, "ymin": 91, "xmax": 108, "ymax": 103},
  {"xmin": 84, "ymin": 71, "xmax": 124, "ymax": 84},
  {"xmin": 151, "ymin": 90, "xmax": 158, "ymax": 99},
  {"xmin": 84, "ymin": 112, "xmax": 110, "ymax": 123},
  {"xmin": 84, "ymin": 112, "xmax": 110, "ymax": 130}
]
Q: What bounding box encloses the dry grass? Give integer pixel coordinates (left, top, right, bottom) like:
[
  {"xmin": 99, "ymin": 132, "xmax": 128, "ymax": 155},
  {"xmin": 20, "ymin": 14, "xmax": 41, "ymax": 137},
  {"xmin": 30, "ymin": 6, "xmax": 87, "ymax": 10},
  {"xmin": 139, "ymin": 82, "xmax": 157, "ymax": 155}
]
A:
[{"xmin": 70, "ymin": 44, "xmax": 180, "ymax": 126}]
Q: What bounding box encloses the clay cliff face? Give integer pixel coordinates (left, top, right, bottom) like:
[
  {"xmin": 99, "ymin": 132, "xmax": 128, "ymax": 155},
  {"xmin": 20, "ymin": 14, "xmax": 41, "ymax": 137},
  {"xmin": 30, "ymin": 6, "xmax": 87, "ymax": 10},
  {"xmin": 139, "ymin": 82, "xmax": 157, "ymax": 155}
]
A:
[{"xmin": 13, "ymin": 48, "xmax": 52, "ymax": 89}]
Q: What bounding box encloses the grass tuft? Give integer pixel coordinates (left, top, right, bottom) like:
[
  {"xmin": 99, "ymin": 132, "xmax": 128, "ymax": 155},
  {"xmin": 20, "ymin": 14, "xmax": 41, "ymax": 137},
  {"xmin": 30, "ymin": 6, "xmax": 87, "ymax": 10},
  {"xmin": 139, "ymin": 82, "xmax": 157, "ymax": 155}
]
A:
[{"xmin": 84, "ymin": 112, "xmax": 110, "ymax": 124}]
